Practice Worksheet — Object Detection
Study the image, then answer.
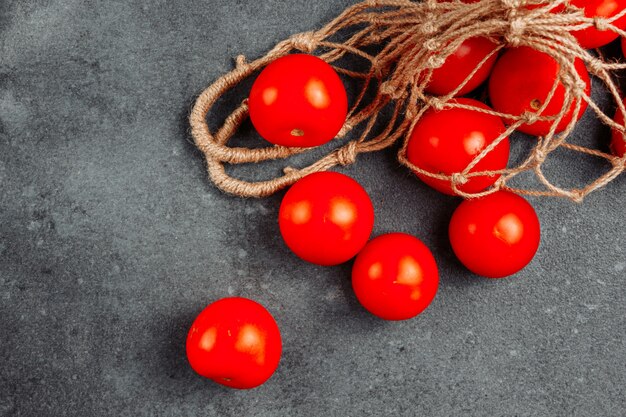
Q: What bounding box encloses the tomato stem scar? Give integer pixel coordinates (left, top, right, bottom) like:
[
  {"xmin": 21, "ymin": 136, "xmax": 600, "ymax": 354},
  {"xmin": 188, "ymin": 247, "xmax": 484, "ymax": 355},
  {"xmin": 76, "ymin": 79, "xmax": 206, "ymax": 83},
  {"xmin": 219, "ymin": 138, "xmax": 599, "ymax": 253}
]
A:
[
  {"xmin": 530, "ymin": 99, "xmax": 542, "ymax": 111},
  {"xmin": 291, "ymin": 129, "xmax": 305, "ymax": 137}
]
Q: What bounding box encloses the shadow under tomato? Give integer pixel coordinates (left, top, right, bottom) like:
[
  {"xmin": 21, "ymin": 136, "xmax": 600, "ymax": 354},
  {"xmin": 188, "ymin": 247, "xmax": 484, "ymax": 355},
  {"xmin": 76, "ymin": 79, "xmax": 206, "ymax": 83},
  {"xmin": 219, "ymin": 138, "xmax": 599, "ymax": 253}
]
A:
[
  {"xmin": 429, "ymin": 197, "xmax": 492, "ymax": 287},
  {"xmin": 335, "ymin": 260, "xmax": 365, "ymax": 315},
  {"xmin": 335, "ymin": 258, "xmax": 411, "ymax": 326},
  {"xmin": 141, "ymin": 308, "xmax": 241, "ymax": 398}
]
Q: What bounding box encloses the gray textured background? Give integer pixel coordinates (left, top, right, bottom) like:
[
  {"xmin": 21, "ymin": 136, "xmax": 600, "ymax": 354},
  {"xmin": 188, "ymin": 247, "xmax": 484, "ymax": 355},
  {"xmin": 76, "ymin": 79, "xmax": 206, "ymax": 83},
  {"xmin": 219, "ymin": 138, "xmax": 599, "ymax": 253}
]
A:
[{"xmin": 1, "ymin": 1, "xmax": 625, "ymax": 416}]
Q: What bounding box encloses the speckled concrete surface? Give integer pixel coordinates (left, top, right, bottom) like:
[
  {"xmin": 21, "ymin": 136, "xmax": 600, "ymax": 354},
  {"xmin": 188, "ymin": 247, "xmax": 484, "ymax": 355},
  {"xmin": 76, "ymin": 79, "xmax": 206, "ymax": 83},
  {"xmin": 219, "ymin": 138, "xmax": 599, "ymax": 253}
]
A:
[{"xmin": 1, "ymin": 1, "xmax": 625, "ymax": 416}]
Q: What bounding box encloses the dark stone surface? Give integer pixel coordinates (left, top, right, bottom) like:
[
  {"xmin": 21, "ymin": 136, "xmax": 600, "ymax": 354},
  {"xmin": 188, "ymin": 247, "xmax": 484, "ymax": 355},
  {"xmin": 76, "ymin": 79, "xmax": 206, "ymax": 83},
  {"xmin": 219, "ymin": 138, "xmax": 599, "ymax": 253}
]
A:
[{"xmin": 1, "ymin": 1, "xmax": 625, "ymax": 416}]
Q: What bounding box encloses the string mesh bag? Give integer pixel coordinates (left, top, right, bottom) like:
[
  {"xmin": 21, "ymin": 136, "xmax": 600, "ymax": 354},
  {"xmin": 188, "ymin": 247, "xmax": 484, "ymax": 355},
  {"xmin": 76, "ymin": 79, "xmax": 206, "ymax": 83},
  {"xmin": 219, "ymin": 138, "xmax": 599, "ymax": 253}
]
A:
[{"xmin": 189, "ymin": 0, "xmax": 626, "ymax": 201}]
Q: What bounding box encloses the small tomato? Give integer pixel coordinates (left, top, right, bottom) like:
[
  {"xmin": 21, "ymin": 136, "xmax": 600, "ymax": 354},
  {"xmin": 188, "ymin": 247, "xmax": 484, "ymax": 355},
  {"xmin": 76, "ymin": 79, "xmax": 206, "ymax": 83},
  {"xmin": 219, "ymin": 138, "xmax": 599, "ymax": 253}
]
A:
[
  {"xmin": 488, "ymin": 46, "xmax": 591, "ymax": 136},
  {"xmin": 352, "ymin": 233, "xmax": 439, "ymax": 321},
  {"xmin": 186, "ymin": 297, "xmax": 282, "ymax": 389},
  {"xmin": 407, "ymin": 98, "xmax": 510, "ymax": 195},
  {"xmin": 279, "ymin": 172, "xmax": 375, "ymax": 266},
  {"xmin": 449, "ymin": 191, "xmax": 541, "ymax": 278},
  {"xmin": 249, "ymin": 54, "xmax": 348, "ymax": 148}
]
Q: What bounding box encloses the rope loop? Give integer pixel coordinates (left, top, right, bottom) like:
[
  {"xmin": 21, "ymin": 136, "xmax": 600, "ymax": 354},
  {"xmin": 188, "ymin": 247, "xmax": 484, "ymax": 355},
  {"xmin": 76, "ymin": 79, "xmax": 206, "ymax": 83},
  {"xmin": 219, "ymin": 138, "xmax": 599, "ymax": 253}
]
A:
[{"xmin": 190, "ymin": 0, "xmax": 625, "ymax": 201}]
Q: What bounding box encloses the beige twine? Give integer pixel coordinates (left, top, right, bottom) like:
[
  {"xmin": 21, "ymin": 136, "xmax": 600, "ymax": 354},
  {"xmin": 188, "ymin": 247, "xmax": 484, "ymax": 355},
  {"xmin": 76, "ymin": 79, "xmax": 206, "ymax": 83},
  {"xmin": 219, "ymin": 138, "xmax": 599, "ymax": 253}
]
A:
[{"xmin": 190, "ymin": 0, "xmax": 626, "ymax": 201}]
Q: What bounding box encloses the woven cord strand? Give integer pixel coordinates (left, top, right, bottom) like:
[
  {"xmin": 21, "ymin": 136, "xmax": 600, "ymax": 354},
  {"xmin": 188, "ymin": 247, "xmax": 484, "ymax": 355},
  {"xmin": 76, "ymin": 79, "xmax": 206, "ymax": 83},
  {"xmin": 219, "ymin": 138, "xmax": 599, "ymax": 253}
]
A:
[{"xmin": 190, "ymin": 0, "xmax": 626, "ymax": 200}]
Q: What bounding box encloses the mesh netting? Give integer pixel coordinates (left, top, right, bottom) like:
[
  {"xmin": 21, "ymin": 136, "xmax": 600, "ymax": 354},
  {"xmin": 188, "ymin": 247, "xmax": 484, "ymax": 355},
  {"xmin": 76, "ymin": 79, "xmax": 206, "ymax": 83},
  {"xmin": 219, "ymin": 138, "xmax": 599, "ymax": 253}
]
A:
[{"xmin": 190, "ymin": 0, "xmax": 626, "ymax": 201}]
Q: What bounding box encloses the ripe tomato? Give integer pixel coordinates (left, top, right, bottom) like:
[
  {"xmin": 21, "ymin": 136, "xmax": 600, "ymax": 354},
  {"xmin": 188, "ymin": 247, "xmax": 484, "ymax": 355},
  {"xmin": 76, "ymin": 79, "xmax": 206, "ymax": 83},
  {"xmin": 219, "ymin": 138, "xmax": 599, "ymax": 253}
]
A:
[
  {"xmin": 488, "ymin": 46, "xmax": 591, "ymax": 137},
  {"xmin": 569, "ymin": 0, "xmax": 626, "ymax": 49},
  {"xmin": 406, "ymin": 98, "xmax": 510, "ymax": 195},
  {"xmin": 352, "ymin": 233, "xmax": 439, "ymax": 321},
  {"xmin": 610, "ymin": 98, "xmax": 626, "ymax": 158},
  {"xmin": 186, "ymin": 297, "xmax": 282, "ymax": 389},
  {"xmin": 424, "ymin": 37, "xmax": 499, "ymax": 97},
  {"xmin": 449, "ymin": 191, "xmax": 541, "ymax": 278},
  {"xmin": 248, "ymin": 54, "xmax": 348, "ymax": 148},
  {"xmin": 279, "ymin": 172, "xmax": 374, "ymax": 266}
]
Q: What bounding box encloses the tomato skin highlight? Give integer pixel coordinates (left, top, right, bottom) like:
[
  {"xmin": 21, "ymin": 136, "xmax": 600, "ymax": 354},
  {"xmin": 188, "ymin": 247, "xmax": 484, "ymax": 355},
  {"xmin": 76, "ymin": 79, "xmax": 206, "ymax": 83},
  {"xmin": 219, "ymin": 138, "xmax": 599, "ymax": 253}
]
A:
[
  {"xmin": 424, "ymin": 37, "xmax": 499, "ymax": 97},
  {"xmin": 248, "ymin": 54, "xmax": 348, "ymax": 148},
  {"xmin": 279, "ymin": 172, "xmax": 375, "ymax": 266},
  {"xmin": 610, "ymin": 98, "xmax": 626, "ymax": 158},
  {"xmin": 488, "ymin": 46, "xmax": 591, "ymax": 137},
  {"xmin": 186, "ymin": 297, "xmax": 282, "ymax": 390},
  {"xmin": 352, "ymin": 233, "xmax": 439, "ymax": 321},
  {"xmin": 406, "ymin": 98, "xmax": 510, "ymax": 196},
  {"xmin": 448, "ymin": 191, "xmax": 541, "ymax": 279},
  {"xmin": 569, "ymin": 0, "xmax": 626, "ymax": 49}
]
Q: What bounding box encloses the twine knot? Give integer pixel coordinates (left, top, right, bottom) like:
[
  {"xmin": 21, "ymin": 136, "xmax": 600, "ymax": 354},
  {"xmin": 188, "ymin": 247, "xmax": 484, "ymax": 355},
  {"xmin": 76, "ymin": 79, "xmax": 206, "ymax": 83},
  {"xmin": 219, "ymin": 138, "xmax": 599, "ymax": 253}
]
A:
[
  {"xmin": 369, "ymin": 16, "xmax": 384, "ymax": 27},
  {"xmin": 380, "ymin": 81, "xmax": 405, "ymax": 99},
  {"xmin": 367, "ymin": 32, "xmax": 383, "ymax": 44},
  {"xmin": 452, "ymin": 173, "xmax": 469, "ymax": 186},
  {"xmin": 336, "ymin": 142, "xmax": 359, "ymax": 166},
  {"xmin": 561, "ymin": 72, "xmax": 588, "ymax": 97},
  {"xmin": 534, "ymin": 148, "xmax": 547, "ymax": 162},
  {"xmin": 571, "ymin": 190, "xmax": 585, "ymax": 203},
  {"xmin": 291, "ymin": 31, "xmax": 318, "ymax": 53},
  {"xmin": 371, "ymin": 58, "xmax": 384, "ymax": 78},
  {"xmin": 424, "ymin": 39, "xmax": 440, "ymax": 52},
  {"xmin": 573, "ymin": 79, "xmax": 588, "ymax": 97},
  {"xmin": 522, "ymin": 111, "xmax": 540, "ymax": 125},
  {"xmin": 593, "ymin": 17, "xmax": 610, "ymax": 31},
  {"xmin": 422, "ymin": 22, "xmax": 438, "ymax": 35},
  {"xmin": 429, "ymin": 97, "xmax": 446, "ymax": 110},
  {"xmin": 506, "ymin": 18, "xmax": 527, "ymax": 46},
  {"xmin": 501, "ymin": 0, "xmax": 522, "ymax": 8},
  {"xmin": 587, "ymin": 58, "xmax": 605, "ymax": 75},
  {"xmin": 612, "ymin": 154, "xmax": 626, "ymax": 168},
  {"xmin": 427, "ymin": 55, "xmax": 446, "ymax": 69}
]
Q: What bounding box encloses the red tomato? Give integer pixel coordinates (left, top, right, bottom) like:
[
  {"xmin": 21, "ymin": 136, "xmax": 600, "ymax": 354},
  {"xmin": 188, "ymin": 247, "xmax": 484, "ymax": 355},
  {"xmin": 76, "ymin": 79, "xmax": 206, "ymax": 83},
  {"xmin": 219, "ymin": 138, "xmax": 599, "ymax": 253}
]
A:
[
  {"xmin": 424, "ymin": 37, "xmax": 499, "ymax": 97},
  {"xmin": 279, "ymin": 172, "xmax": 374, "ymax": 266},
  {"xmin": 488, "ymin": 46, "xmax": 591, "ymax": 136},
  {"xmin": 352, "ymin": 233, "xmax": 439, "ymax": 321},
  {"xmin": 248, "ymin": 54, "xmax": 348, "ymax": 148},
  {"xmin": 570, "ymin": 0, "xmax": 626, "ymax": 49},
  {"xmin": 623, "ymin": 36, "xmax": 626, "ymax": 56},
  {"xmin": 449, "ymin": 191, "xmax": 541, "ymax": 278},
  {"xmin": 406, "ymin": 98, "xmax": 510, "ymax": 195},
  {"xmin": 186, "ymin": 297, "xmax": 282, "ymax": 389},
  {"xmin": 610, "ymin": 98, "xmax": 626, "ymax": 158}
]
